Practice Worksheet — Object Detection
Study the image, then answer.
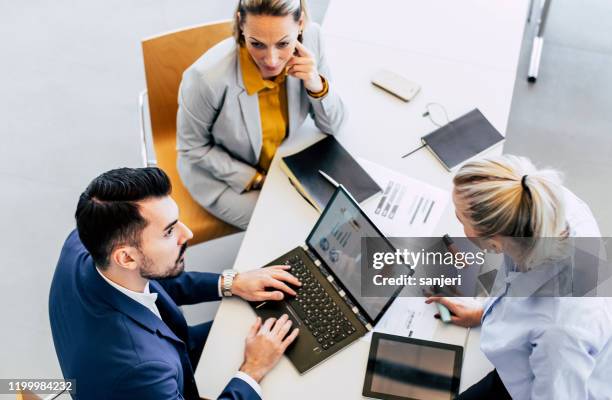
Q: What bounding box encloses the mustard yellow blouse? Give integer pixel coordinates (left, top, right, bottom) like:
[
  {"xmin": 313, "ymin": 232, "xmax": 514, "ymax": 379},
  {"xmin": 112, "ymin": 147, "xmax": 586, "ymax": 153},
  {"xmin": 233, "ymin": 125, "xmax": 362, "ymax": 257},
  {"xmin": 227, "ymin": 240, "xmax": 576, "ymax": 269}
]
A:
[
  {"xmin": 239, "ymin": 46, "xmax": 329, "ymax": 190},
  {"xmin": 240, "ymin": 46, "xmax": 288, "ymax": 173}
]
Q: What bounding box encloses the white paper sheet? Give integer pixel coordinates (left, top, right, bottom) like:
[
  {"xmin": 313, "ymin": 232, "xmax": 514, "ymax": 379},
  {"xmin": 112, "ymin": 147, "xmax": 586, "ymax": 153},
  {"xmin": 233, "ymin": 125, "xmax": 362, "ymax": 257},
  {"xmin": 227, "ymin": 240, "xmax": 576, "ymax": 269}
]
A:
[
  {"xmin": 363, "ymin": 296, "xmax": 439, "ymax": 342},
  {"xmin": 358, "ymin": 158, "xmax": 450, "ymax": 237}
]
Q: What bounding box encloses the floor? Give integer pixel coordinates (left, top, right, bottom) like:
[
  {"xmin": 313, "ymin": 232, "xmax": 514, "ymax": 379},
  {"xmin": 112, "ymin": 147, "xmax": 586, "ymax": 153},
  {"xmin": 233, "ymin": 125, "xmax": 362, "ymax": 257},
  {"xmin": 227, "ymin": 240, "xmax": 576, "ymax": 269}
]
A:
[
  {"xmin": 0, "ymin": 0, "xmax": 610, "ymax": 396},
  {"xmin": 504, "ymin": 0, "xmax": 612, "ymax": 236}
]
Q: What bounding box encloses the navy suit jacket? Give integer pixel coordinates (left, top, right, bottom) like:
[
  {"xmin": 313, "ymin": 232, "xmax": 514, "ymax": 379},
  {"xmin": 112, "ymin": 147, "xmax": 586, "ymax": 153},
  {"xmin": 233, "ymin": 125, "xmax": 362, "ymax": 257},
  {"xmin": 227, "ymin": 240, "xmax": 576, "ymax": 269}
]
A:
[{"xmin": 49, "ymin": 230, "xmax": 260, "ymax": 400}]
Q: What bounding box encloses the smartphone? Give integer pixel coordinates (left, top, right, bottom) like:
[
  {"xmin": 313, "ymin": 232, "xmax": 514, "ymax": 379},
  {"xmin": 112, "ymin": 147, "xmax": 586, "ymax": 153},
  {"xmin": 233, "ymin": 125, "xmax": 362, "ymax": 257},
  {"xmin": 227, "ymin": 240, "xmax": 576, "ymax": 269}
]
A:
[
  {"xmin": 371, "ymin": 69, "xmax": 421, "ymax": 102},
  {"xmin": 294, "ymin": 32, "xmax": 303, "ymax": 56}
]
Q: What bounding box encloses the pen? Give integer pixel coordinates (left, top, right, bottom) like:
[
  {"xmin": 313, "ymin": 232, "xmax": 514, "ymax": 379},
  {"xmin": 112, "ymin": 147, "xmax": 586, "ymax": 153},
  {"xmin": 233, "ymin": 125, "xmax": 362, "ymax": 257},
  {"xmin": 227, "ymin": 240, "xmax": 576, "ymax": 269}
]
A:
[
  {"xmin": 443, "ymin": 234, "xmax": 468, "ymax": 269},
  {"xmin": 318, "ymin": 170, "xmax": 340, "ymax": 187},
  {"xmin": 442, "ymin": 234, "xmax": 458, "ymax": 251},
  {"xmin": 435, "ymin": 234, "xmax": 455, "ymax": 323}
]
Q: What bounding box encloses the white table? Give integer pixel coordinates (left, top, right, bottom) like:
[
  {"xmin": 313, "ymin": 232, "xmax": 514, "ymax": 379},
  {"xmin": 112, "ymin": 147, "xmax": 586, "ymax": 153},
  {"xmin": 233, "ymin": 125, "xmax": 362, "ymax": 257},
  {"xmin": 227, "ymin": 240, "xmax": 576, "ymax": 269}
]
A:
[
  {"xmin": 324, "ymin": 0, "xmax": 528, "ymax": 71},
  {"xmin": 195, "ymin": 1, "xmax": 528, "ymax": 398}
]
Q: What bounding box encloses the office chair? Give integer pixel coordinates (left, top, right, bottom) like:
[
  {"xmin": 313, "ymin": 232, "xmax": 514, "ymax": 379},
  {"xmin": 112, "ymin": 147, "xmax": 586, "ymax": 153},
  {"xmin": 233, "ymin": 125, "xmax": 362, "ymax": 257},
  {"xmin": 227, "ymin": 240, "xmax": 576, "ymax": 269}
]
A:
[
  {"xmin": 140, "ymin": 21, "xmax": 239, "ymax": 245},
  {"xmin": 16, "ymin": 389, "xmax": 66, "ymax": 400}
]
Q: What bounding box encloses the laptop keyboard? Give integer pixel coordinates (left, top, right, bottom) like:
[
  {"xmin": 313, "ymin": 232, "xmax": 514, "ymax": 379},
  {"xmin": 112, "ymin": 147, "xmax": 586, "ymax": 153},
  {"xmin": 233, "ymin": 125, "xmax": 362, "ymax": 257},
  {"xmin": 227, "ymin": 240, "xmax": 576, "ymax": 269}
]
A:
[{"xmin": 285, "ymin": 254, "xmax": 357, "ymax": 351}]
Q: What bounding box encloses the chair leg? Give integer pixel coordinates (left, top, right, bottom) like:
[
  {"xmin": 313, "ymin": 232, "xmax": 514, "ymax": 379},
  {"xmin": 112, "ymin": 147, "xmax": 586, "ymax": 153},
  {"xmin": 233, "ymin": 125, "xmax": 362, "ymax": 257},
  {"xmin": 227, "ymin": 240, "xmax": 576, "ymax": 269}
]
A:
[
  {"xmin": 138, "ymin": 90, "xmax": 158, "ymax": 167},
  {"xmin": 527, "ymin": 0, "xmax": 553, "ymax": 83}
]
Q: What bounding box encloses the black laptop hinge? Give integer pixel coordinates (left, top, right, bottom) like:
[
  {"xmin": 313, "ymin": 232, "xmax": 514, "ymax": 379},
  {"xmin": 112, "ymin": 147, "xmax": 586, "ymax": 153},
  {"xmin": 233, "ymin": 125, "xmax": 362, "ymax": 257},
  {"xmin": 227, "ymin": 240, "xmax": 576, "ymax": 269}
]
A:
[{"xmin": 301, "ymin": 245, "xmax": 373, "ymax": 331}]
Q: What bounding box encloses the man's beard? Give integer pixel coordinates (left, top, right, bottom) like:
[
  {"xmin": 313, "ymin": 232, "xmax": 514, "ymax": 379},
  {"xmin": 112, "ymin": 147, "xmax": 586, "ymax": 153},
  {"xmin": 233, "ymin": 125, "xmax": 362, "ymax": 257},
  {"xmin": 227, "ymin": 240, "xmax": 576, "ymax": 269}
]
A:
[{"xmin": 139, "ymin": 243, "xmax": 188, "ymax": 280}]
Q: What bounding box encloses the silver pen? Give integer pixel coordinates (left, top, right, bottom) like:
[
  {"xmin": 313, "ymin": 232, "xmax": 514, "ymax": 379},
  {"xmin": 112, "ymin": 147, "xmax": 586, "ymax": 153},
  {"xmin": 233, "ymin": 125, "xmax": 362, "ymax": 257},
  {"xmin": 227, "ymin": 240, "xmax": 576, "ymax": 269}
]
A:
[{"xmin": 318, "ymin": 170, "xmax": 340, "ymax": 187}]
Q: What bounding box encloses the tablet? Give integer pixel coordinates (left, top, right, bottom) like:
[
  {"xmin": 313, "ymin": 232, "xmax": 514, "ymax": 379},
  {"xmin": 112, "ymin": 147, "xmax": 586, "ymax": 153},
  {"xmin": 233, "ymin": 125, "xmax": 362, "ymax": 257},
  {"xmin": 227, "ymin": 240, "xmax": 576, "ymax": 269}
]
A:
[{"xmin": 363, "ymin": 333, "xmax": 463, "ymax": 400}]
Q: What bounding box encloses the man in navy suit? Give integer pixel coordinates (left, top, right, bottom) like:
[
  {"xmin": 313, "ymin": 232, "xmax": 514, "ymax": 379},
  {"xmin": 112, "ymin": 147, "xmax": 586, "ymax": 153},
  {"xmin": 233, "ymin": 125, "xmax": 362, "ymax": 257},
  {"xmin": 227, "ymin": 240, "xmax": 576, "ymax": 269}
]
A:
[{"xmin": 49, "ymin": 167, "xmax": 301, "ymax": 399}]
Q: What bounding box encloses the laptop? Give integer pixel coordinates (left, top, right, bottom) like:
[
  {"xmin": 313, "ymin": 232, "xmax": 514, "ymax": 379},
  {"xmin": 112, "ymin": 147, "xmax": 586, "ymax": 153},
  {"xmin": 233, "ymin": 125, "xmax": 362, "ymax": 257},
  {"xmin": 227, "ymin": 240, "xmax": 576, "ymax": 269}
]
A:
[{"xmin": 249, "ymin": 186, "xmax": 404, "ymax": 373}]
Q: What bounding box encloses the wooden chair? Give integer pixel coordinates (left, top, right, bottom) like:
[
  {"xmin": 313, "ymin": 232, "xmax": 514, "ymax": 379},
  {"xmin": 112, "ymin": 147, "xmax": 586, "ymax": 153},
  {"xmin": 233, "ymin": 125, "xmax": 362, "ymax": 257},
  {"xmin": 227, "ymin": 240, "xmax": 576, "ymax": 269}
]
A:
[
  {"xmin": 140, "ymin": 21, "xmax": 239, "ymax": 245},
  {"xmin": 16, "ymin": 389, "xmax": 66, "ymax": 400}
]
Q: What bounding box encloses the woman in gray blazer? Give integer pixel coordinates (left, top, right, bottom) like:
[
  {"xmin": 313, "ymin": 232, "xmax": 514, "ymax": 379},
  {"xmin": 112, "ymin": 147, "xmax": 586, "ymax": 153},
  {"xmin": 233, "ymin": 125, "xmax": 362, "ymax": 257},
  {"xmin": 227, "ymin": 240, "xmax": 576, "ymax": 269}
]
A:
[{"xmin": 177, "ymin": 0, "xmax": 346, "ymax": 229}]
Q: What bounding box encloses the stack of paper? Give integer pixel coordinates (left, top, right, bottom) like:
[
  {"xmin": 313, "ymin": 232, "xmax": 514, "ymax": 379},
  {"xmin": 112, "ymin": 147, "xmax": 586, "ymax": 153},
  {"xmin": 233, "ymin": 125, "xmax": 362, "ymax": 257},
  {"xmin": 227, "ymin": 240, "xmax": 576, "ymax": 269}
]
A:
[{"xmin": 358, "ymin": 158, "xmax": 450, "ymax": 237}]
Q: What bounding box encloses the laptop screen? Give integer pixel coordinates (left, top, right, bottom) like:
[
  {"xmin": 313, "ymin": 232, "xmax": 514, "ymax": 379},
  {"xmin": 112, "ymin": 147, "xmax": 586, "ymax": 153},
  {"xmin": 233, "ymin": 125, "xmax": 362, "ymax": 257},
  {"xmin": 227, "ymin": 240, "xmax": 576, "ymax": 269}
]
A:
[{"xmin": 306, "ymin": 186, "xmax": 397, "ymax": 322}]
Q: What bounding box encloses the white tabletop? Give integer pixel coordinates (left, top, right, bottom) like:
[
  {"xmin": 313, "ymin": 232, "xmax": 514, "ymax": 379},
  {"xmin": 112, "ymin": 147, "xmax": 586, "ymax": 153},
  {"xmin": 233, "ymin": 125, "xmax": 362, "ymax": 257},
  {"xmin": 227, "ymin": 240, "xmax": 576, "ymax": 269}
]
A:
[
  {"xmin": 195, "ymin": 1, "xmax": 528, "ymax": 398},
  {"xmin": 322, "ymin": 34, "xmax": 516, "ymax": 193},
  {"xmin": 323, "ymin": 0, "xmax": 528, "ymax": 71}
]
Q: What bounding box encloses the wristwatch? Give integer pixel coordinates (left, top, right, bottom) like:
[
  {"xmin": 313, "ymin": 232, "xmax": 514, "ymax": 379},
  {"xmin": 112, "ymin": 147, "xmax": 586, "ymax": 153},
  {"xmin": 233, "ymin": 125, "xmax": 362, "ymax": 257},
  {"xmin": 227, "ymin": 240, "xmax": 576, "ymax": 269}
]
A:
[{"xmin": 221, "ymin": 269, "xmax": 238, "ymax": 297}]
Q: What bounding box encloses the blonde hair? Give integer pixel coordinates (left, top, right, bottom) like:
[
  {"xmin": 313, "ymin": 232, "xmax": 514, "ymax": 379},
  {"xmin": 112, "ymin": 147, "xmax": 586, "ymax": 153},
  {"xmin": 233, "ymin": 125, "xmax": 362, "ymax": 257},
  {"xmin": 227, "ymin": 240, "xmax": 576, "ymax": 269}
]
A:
[
  {"xmin": 453, "ymin": 155, "xmax": 569, "ymax": 268},
  {"xmin": 234, "ymin": 0, "xmax": 308, "ymax": 45}
]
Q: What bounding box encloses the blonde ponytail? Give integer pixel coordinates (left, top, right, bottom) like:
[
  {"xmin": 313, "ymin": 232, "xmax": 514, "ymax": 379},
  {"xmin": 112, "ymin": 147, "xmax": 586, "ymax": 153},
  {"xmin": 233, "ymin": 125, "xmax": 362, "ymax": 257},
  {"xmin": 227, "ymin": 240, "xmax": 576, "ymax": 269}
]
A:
[{"xmin": 453, "ymin": 155, "xmax": 569, "ymax": 268}]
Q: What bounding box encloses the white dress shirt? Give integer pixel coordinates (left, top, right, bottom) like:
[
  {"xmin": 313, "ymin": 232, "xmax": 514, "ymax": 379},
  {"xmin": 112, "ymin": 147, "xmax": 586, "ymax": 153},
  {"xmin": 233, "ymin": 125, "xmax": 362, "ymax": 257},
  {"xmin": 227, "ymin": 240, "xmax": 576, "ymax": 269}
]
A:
[
  {"xmin": 96, "ymin": 267, "xmax": 162, "ymax": 319},
  {"xmin": 96, "ymin": 268, "xmax": 262, "ymax": 397},
  {"xmin": 480, "ymin": 188, "xmax": 612, "ymax": 399}
]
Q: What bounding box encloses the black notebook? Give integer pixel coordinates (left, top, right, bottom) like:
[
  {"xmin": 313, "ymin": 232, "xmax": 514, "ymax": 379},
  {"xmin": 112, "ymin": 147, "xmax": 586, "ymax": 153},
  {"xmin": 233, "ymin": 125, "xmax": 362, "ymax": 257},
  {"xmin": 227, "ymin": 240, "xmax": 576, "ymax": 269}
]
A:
[
  {"xmin": 280, "ymin": 136, "xmax": 381, "ymax": 212},
  {"xmin": 422, "ymin": 108, "xmax": 504, "ymax": 170}
]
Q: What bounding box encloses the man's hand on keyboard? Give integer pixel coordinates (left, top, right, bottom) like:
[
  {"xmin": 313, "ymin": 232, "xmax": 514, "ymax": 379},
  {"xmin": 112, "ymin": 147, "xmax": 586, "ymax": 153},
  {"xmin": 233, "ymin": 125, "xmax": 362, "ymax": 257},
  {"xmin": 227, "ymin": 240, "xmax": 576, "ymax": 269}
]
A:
[
  {"xmin": 240, "ymin": 314, "xmax": 299, "ymax": 382},
  {"xmin": 231, "ymin": 265, "xmax": 302, "ymax": 301}
]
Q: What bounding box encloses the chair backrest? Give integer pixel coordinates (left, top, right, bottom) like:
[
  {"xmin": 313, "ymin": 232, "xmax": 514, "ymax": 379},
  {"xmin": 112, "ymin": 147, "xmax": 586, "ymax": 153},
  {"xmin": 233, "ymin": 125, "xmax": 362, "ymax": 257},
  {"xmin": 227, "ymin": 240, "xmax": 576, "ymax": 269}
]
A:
[
  {"xmin": 16, "ymin": 390, "xmax": 40, "ymax": 400},
  {"xmin": 16, "ymin": 389, "xmax": 63, "ymax": 400},
  {"xmin": 142, "ymin": 21, "xmax": 239, "ymax": 244}
]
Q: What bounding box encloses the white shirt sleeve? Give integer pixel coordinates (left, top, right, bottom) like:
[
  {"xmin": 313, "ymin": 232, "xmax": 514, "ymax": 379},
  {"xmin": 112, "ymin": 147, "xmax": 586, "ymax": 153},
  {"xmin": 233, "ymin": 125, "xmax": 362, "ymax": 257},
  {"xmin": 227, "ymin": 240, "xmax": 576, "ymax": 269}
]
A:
[
  {"xmin": 218, "ymin": 275, "xmax": 223, "ymax": 298},
  {"xmin": 234, "ymin": 371, "xmax": 263, "ymax": 398},
  {"xmin": 529, "ymin": 326, "xmax": 596, "ymax": 399}
]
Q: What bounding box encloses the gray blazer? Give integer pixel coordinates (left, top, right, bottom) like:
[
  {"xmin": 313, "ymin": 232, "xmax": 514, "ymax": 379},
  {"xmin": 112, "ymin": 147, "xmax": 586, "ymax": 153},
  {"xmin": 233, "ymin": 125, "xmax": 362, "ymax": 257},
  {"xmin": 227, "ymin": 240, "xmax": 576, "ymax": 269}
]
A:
[{"xmin": 177, "ymin": 23, "xmax": 346, "ymax": 208}]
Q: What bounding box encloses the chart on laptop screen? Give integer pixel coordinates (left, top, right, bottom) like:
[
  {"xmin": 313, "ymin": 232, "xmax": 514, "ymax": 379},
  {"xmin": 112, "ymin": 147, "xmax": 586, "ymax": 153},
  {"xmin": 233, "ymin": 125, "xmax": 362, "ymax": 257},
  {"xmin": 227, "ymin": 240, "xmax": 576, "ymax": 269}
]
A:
[{"xmin": 307, "ymin": 189, "xmax": 394, "ymax": 321}]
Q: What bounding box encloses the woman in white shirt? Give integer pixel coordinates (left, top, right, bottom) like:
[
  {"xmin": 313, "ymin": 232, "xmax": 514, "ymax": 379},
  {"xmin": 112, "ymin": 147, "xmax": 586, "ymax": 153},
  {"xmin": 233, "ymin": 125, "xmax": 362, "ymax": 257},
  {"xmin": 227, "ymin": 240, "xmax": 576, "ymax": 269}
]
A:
[{"xmin": 427, "ymin": 154, "xmax": 612, "ymax": 399}]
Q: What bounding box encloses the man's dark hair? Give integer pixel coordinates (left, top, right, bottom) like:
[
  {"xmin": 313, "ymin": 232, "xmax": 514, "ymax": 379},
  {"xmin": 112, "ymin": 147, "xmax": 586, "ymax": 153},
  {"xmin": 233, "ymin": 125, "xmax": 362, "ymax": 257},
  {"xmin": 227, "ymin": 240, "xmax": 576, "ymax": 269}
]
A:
[{"xmin": 75, "ymin": 167, "xmax": 172, "ymax": 268}]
